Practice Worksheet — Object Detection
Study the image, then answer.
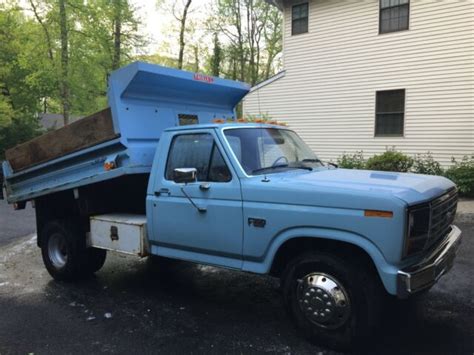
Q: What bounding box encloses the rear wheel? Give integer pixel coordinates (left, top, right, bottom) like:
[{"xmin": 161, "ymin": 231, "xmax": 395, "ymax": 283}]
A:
[
  {"xmin": 41, "ymin": 220, "xmax": 106, "ymax": 281},
  {"xmin": 281, "ymin": 251, "xmax": 381, "ymax": 350},
  {"xmin": 83, "ymin": 248, "xmax": 107, "ymax": 274}
]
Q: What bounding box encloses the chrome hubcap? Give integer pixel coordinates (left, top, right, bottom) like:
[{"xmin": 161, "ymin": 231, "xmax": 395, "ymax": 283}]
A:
[
  {"xmin": 48, "ymin": 233, "xmax": 68, "ymax": 269},
  {"xmin": 297, "ymin": 272, "xmax": 351, "ymax": 329}
]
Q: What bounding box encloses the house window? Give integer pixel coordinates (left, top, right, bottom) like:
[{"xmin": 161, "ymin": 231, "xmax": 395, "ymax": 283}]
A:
[
  {"xmin": 375, "ymin": 89, "xmax": 405, "ymax": 137},
  {"xmin": 379, "ymin": 0, "xmax": 409, "ymax": 34},
  {"xmin": 292, "ymin": 3, "xmax": 308, "ymax": 35}
]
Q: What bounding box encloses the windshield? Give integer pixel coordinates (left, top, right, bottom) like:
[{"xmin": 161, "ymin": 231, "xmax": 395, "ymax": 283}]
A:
[{"xmin": 224, "ymin": 127, "xmax": 323, "ymax": 175}]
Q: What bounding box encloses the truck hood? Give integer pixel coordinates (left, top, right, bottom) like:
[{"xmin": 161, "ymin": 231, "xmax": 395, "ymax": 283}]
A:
[{"xmin": 269, "ymin": 168, "xmax": 455, "ymax": 206}]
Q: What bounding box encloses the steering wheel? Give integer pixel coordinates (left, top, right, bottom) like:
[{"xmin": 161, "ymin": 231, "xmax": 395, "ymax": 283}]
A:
[{"xmin": 272, "ymin": 156, "xmax": 289, "ymax": 167}]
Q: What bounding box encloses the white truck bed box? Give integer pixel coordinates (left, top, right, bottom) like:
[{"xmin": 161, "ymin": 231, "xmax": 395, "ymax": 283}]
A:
[{"xmin": 89, "ymin": 214, "xmax": 149, "ymax": 257}]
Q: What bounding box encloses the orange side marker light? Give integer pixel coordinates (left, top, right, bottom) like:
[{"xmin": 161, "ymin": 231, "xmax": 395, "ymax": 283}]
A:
[{"xmin": 364, "ymin": 210, "xmax": 393, "ymax": 218}]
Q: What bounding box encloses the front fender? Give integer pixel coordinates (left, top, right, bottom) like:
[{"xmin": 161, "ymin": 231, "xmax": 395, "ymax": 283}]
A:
[{"xmin": 242, "ymin": 227, "xmax": 399, "ymax": 295}]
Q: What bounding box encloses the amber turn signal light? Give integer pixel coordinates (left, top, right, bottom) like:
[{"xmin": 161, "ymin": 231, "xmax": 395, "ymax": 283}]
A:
[
  {"xmin": 364, "ymin": 210, "xmax": 393, "ymax": 218},
  {"xmin": 104, "ymin": 161, "xmax": 116, "ymax": 171}
]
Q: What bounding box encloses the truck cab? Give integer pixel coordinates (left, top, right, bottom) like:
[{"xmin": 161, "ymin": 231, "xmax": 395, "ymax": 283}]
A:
[{"xmin": 1, "ymin": 62, "xmax": 462, "ymax": 350}]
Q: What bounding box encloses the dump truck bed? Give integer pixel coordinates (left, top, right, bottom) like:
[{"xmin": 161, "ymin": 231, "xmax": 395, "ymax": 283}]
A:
[
  {"xmin": 2, "ymin": 62, "xmax": 249, "ymax": 203},
  {"xmin": 6, "ymin": 108, "xmax": 117, "ymax": 172}
]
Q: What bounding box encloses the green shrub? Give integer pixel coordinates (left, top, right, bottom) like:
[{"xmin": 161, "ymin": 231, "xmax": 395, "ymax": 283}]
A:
[
  {"xmin": 337, "ymin": 151, "xmax": 366, "ymax": 169},
  {"xmin": 365, "ymin": 149, "xmax": 414, "ymax": 172},
  {"xmin": 412, "ymin": 152, "xmax": 443, "ymax": 176},
  {"xmin": 334, "ymin": 150, "xmax": 474, "ymax": 196},
  {"xmin": 0, "ymin": 115, "xmax": 41, "ymax": 159},
  {"xmin": 444, "ymin": 155, "xmax": 474, "ymax": 196}
]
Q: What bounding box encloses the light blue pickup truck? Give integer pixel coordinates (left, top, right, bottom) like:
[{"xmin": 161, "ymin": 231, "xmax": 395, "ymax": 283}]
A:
[{"xmin": 1, "ymin": 62, "xmax": 462, "ymax": 349}]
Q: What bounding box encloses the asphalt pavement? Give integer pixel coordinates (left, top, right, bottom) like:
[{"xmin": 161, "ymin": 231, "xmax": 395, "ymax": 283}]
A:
[
  {"xmin": 0, "ymin": 199, "xmax": 473, "ymax": 354},
  {"xmin": 0, "ymin": 199, "xmax": 35, "ymax": 246}
]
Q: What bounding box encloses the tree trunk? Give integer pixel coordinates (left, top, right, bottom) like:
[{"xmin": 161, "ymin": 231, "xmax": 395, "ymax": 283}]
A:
[
  {"xmin": 210, "ymin": 33, "xmax": 220, "ymax": 76},
  {"xmin": 193, "ymin": 45, "xmax": 199, "ymax": 72},
  {"xmin": 178, "ymin": 0, "xmax": 192, "ymax": 70},
  {"xmin": 112, "ymin": 0, "xmax": 122, "ymax": 71},
  {"xmin": 29, "ymin": 0, "xmax": 54, "ymax": 61},
  {"xmin": 59, "ymin": 0, "xmax": 70, "ymax": 126},
  {"xmin": 235, "ymin": 0, "xmax": 245, "ymax": 82}
]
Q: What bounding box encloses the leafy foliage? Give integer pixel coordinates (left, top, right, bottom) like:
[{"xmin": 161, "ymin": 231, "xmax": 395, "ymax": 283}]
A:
[
  {"xmin": 337, "ymin": 151, "xmax": 366, "ymax": 169},
  {"xmin": 0, "ymin": 0, "xmax": 142, "ymax": 157},
  {"xmin": 365, "ymin": 149, "xmax": 414, "ymax": 172},
  {"xmin": 206, "ymin": 0, "xmax": 282, "ymax": 85},
  {"xmin": 210, "ymin": 32, "xmax": 222, "ymax": 76},
  {"xmin": 444, "ymin": 156, "xmax": 474, "ymax": 196},
  {"xmin": 412, "ymin": 152, "xmax": 443, "ymax": 175},
  {"xmin": 334, "ymin": 149, "xmax": 474, "ymax": 196},
  {"xmin": 0, "ymin": 115, "xmax": 41, "ymax": 160}
]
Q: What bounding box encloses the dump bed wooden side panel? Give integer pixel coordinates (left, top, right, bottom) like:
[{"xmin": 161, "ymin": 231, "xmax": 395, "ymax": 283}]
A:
[{"xmin": 5, "ymin": 108, "xmax": 118, "ymax": 172}]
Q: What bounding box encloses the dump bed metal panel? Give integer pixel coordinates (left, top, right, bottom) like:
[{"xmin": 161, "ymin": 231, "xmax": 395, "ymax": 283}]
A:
[
  {"xmin": 5, "ymin": 108, "xmax": 116, "ymax": 172},
  {"xmin": 2, "ymin": 62, "xmax": 250, "ymax": 203}
]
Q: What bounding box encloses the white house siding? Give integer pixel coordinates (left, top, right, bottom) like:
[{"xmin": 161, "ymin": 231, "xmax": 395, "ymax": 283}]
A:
[{"xmin": 243, "ymin": 0, "xmax": 474, "ymax": 166}]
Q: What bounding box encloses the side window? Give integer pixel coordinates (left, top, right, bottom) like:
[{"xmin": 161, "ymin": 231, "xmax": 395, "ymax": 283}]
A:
[
  {"xmin": 209, "ymin": 145, "xmax": 232, "ymax": 182},
  {"xmin": 165, "ymin": 133, "xmax": 231, "ymax": 182}
]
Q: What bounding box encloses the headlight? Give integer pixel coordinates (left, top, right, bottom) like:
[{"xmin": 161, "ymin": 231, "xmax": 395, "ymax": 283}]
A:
[{"xmin": 404, "ymin": 205, "xmax": 430, "ymax": 257}]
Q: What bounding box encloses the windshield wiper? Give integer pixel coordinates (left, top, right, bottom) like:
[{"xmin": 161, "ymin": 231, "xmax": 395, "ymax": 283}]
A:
[
  {"xmin": 301, "ymin": 158, "xmax": 324, "ymax": 164},
  {"xmin": 251, "ymin": 164, "xmax": 312, "ymax": 175}
]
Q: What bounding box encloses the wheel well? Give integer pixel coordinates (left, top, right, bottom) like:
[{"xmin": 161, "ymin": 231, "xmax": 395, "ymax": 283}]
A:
[
  {"xmin": 35, "ymin": 190, "xmax": 82, "ymax": 247},
  {"xmin": 269, "ymin": 237, "xmax": 379, "ymax": 279},
  {"xmin": 35, "ymin": 174, "xmax": 149, "ymax": 247}
]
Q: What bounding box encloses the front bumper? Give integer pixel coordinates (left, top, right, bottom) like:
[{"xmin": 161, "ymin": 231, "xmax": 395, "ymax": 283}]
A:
[{"xmin": 397, "ymin": 225, "xmax": 462, "ymax": 298}]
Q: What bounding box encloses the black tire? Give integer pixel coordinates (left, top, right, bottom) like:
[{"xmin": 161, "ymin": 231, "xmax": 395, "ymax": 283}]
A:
[
  {"xmin": 281, "ymin": 251, "xmax": 381, "ymax": 350},
  {"xmin": 41, "ymin": 220, "xmax": 106, "ymax": 281},
  {"xmin": 83, "ymin": 247, "xmax": 107, "ymax": 274}
]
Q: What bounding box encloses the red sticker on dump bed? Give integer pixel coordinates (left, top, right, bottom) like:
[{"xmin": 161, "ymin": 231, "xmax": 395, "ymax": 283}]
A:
[{"xmin": 193, "ymin": 73, "xmax": 214, "ymax": 83}]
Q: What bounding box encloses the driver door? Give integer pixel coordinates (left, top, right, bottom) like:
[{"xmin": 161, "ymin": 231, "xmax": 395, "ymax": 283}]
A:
[{"xmin": 149, "ymin": 131, "xmax": 243, "ymax": 269}]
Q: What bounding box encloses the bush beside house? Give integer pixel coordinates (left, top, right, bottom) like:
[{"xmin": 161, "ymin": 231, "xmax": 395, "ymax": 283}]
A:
[{"xmin": 336, "ymin": 150, "xmax": 474, "ymax": 197}]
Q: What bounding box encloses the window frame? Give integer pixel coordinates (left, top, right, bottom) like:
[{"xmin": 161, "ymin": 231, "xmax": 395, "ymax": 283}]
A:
[
  {"xmin": 379, "ymin": 0, "xmax": 410, "ymax": 35},
  {"xmin": 374, "ymin": 89, "xmax": 406, "ymax": 138},
  {"xmin": 291, "ymin": 2, "xmax": 309, "ymax": 36},
  {"xmin": 178, "ymin": 113, "xmax": 199, "ymax": 126},
  {"xmin": 164, "ymin": 132, "xmax": 233, "ymax": 183}
]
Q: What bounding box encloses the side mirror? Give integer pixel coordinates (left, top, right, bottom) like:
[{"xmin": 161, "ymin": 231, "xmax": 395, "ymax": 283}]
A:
[{"xmin": 173, "ymin": 168, "xmax": 197, "ymax": 184}]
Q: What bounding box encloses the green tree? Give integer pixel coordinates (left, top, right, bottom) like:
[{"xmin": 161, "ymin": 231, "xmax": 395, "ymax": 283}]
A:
[
  {"xmin": 58, "ymin": 0, "xmax": 70, "ymax": 125},
  {"xmin": 210, "ymin": 0, "xmax": 282, "ymax": 85},
  {"xmin": 0, "ymin": 0, "xmax": 142, "ymax": 157},
  {"xmin": 0, "ymin": 4, "xmax": 45, "ymax": 157},
  {"xmin": 209, "ymin": 32, "xmax": 221, "ymax": 76}
]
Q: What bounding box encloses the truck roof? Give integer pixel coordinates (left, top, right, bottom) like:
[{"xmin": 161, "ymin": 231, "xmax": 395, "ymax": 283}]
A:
[{"xmin": 164, "ymin": 122, "xmax": 289, "ymax": 132}]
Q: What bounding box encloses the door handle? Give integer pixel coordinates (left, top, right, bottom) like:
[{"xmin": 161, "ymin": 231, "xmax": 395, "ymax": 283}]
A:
[
  {"xmin": 199, "ymin": 183, "xmax": 211, "ymax": 191},
  {"xmin": 155, "ymin": 188, "xmax": 170, "ymax": 196}
]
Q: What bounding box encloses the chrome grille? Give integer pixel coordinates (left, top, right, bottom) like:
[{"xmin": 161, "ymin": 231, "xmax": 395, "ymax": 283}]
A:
[{"xmin": 426, "ymin": 188, "xmax": 458, "ymax": 249}]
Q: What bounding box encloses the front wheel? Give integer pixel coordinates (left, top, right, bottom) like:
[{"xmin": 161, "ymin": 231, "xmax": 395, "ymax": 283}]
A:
[
  {"xmin": 281, "ymin": 251, "xmax": 381, "ymax": 350},
  {"xmin": 41, "ymin": 220, "xmax": 106, "ymax": 281}
]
